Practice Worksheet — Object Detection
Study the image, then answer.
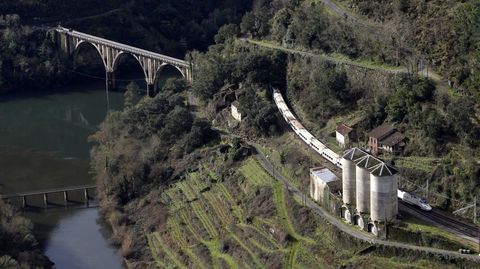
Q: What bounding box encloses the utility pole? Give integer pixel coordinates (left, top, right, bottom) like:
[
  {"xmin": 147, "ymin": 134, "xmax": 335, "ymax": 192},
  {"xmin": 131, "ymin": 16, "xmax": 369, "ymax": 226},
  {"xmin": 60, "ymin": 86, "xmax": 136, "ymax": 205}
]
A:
[
  {"xmin": 425, "ymin": 179, "xmax": 429, "ymax": 201},
  {"xmin": 474, "ymin": 196, "xmax": 477, "ymax": 224}
]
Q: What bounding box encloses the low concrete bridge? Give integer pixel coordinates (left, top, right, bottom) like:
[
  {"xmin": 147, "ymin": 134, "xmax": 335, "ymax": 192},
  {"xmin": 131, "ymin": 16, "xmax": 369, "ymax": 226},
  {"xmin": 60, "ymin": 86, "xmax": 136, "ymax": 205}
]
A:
[
  {"xmin": 55, "ymin": 26, "xmax": 193, "ymax": 95},
  {"xmin": 1, "ymin": 184, "xmax": 96, "ymax": 208}
]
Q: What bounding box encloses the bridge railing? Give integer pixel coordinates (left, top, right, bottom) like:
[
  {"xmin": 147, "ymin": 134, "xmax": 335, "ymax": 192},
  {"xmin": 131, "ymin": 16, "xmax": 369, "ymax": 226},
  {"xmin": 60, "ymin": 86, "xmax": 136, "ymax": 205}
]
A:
[
  {"xmin": 56, "ymin": 27, "xmax": 190, "ymax": 68},
  {"xmin": 0, "ymin": 184, "xmax": 96, "ymax": 199}
]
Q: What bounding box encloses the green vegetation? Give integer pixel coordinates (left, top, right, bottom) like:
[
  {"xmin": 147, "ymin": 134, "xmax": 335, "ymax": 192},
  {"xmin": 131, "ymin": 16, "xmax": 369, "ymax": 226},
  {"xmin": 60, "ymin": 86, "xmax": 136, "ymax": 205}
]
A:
[
  {"xmin": 246, "ymin": 39, "xmax": 405, "ymax": 72},
  {"xmin": 242, "ymin": 1, "xmax": 399, "ymax": 66},
  {"xmin": 336, "ymin": 0, "xmax": 480, "ymax": 99},
  {"xmin": 191, "ymin": 37, "xmax": 286, "ymax": 136},
  {"xmin": 288, "ymin": 58, "xmax": 353, "ymax": 128},
  {"xmin": 0, "ymin": 200, "xmax": 51, "ymax": 268},
  {"xmin": 0, "ymin": 15, "xmax": 67, "ymax": 93}
]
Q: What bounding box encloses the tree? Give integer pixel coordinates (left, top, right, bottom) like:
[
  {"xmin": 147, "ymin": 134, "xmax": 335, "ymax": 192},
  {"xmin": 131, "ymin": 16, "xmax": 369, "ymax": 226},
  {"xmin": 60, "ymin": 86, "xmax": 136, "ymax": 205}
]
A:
[
  {"xmin": 289, "ymin": 3, "xmax": 329, "ymax": 51},
  {"xmin": 446, "ymin": 98, "xmax": 475, "ymax": 139},
  {"xmin": 214, "ymin": 24, "xmax": 239, "ymax": 44},
  {"xmin": 270, "ymin": 8, "xmax": 291, "ymax": 43},
  {"xmin": 240, "ymin": 11, "xmax": 257, "ymax": 36},
  {"xmin": 254, "ymin": 104, "xmax": 278, "ymax": 135},
  {"xmin": 162, "ymin": 78, "xmax": 187, "ymax": 93},
  {"xmin": 161, "ymin": 106, "xmax": 193, "ymax": 140},
  {"xmin": 124, "ymin": 82, "xmax": 143, "ymax": 109},
  {"xmin": 185, "ymin": 120, "xmax": 218, "ymax": 153}
]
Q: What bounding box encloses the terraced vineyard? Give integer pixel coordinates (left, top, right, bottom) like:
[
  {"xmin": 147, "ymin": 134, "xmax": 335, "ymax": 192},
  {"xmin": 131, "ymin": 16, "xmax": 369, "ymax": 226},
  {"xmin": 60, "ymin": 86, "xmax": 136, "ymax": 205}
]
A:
[
  {"xmin": 146, "ymin": 157, "xmax": 316, "ymax": 268},
  {"xmin": 143, "ymin": 152, "xmax": 465, "ymax": 269}
]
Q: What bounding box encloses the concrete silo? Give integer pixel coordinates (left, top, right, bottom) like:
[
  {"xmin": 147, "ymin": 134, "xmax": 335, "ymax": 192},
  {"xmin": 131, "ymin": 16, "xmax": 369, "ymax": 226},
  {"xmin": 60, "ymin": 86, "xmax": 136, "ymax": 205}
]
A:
[
  {"xmin": 341, "ymin": 148, "xmax": 367, "ymax": 205},
  {"xmin": 355, "ymin": 155, "xmax": 380, "ymax": 214},
  {"xmin": 369, "ymin": 163, "xmax": 398, "ymax": 222}
]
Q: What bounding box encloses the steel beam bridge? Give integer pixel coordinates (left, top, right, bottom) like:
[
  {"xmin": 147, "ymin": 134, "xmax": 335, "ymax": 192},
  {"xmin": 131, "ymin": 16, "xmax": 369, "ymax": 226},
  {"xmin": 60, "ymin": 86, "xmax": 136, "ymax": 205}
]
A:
[{"xmin": 55, "ymin": 27, "xmax": 193, "ymax": 96}]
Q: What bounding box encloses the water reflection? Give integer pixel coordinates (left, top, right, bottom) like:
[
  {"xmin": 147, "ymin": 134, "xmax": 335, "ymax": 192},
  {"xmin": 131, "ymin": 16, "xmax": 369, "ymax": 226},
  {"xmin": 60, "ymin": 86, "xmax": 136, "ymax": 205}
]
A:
[
  {"xmin": 0, "ymin": 81, "xmax": 124, "ymax": 268},
  {"xmin": 27, "ymin": 208, "xmax": 123, "ymax": 269},
  {"xmin": 0, "ymin": 70, "xmax": 179, "ymax": 268}
]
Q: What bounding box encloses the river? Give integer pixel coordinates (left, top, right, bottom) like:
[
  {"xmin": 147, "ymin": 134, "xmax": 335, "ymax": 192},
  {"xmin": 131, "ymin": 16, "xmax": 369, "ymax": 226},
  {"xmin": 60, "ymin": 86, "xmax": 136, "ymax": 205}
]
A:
[{"xmin": 0, "ymin": 72, "xmax": 175, "ymax": 268}]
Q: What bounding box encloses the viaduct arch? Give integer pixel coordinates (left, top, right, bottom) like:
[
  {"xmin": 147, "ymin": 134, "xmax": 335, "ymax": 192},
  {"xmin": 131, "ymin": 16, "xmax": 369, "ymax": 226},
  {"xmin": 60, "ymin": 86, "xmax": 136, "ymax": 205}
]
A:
[{"xmin": 55, "ymin": 27, "xmax": 193, "ymax": 96}]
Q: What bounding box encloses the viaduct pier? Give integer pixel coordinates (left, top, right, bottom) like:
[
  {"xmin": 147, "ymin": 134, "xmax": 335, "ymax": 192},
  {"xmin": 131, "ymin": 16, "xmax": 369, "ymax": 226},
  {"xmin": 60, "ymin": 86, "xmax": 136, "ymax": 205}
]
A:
[{"xmin": 55, "ymin": 27, "xmax": 193, "ymax": 96}]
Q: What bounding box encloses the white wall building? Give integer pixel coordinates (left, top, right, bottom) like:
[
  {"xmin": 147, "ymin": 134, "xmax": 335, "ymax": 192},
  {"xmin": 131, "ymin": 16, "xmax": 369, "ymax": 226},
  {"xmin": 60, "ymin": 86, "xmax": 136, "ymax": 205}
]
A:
[
  {"xmin": 310, "ymin": 168, "xmax": 340, "ymax": 206},
  {"xmin": 336, "ymin": 124, "xmax": 353, "ymax": 148},
  {"xmin": 231, "ymin": 101, "xmax": 242, "ymax": 121}
]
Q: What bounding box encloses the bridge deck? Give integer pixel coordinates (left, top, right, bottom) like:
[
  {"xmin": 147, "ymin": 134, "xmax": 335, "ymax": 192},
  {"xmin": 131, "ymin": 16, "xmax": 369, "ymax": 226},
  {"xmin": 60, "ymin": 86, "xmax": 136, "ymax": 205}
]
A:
[
  {"xmin": 56, "ymin": 27, "xmax": 189, "ymax": 68},
  {"xmin": 0, "ymin": 184, "xmax": 96, "ymax": 199}
]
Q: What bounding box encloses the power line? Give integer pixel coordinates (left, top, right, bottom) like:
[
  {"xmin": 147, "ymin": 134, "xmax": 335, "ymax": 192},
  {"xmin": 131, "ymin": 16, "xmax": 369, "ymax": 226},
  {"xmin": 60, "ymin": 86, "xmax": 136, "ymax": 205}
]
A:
[
  {"xmin": 70, "ymin": 70, "xmax": 147, "ymax": 82},
  {"xmin": 399, "ymin": 176, "xmax": 468, "ymax": 205}
]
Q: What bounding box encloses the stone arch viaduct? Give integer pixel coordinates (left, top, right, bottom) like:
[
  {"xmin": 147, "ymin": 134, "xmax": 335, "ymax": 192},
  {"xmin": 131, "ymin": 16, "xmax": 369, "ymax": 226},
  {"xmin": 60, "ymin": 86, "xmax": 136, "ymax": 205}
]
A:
[{"xmin": 55, "ymin": 27, "xmax": 193, "ymax": 96}]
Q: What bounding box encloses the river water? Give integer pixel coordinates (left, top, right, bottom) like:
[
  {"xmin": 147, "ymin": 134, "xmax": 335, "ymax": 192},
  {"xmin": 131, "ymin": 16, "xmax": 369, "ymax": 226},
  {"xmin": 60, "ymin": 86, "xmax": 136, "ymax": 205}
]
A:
[
  {"xmin": 0, "ymin": 76, "xmax": 159, "ymax": 268},
  {"xmin": 0, "ymin": 81, "xmax": 124, "ymax": 268}
]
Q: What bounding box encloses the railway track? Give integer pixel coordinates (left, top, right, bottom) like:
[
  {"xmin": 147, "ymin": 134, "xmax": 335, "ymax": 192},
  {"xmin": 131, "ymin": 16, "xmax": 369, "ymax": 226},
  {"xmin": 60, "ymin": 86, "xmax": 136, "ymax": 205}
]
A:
[
  {"xmin": 274, "ymin": 88, "xmax": 479, "ymax": 245},
  {"xmin": 400, "ymin": 202, "xmax": 479, "ymax": 241}
]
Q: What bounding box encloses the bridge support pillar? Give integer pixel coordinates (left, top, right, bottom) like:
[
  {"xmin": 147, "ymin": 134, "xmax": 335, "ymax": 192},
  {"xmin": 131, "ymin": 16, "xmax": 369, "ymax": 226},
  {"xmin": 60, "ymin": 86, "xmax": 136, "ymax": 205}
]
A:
[
  {"xmin": 43, "ymin": 193, "xmax": 49, "ymax": 209},
  {"xmin": 106, "ymin": 71, "xmax": 116, "ymax": 92},
  {"xmin": 84, "ymin": 188, "xmax": 89, "ymax": 207},
  {"xmin": 22, "ymin": 196, "xmax": 27, "ymax": 208},
  {"xmin": 147, "ymin": 84, "xmax": 155, "ymax": 97},
  {"xmin": 63, "ymin": 191, "xmax": 69, "ymax": 207}
]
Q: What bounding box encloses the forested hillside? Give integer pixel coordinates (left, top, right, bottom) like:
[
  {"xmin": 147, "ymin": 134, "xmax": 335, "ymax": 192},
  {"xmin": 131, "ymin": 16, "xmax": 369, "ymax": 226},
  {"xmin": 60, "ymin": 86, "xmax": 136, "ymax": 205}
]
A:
[
  {"xmin": 0, "ymin": 0, "xmax": 251, "ymax": 93},
  {"xmin": 229, "ymin": 0, "xmax": 480, "ymax": 208},
  {"xmin": 0, "ymin": 15, "xmax": 67, "ymax": 92},
  {"xmin": 336, "ymin": 0, "xmax": 480, "ymax": 98}
]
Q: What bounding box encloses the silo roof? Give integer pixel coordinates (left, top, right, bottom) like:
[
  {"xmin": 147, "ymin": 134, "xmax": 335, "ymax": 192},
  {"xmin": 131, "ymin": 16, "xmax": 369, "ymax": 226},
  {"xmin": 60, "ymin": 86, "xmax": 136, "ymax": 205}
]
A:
[
  {"xmin": 342, "ymin": 147, "xmax": 398, "ymax": 176},
  {"xmin": 369, "ymin": 162, "xmax": 398, "ymax": 177},
  {"xmin": 342, "ymin": 147, "xmax": 367, "ymax": 161},
  {"xmin": 355, "ymin": 155, "xmax": 382, "ymax": 170}
]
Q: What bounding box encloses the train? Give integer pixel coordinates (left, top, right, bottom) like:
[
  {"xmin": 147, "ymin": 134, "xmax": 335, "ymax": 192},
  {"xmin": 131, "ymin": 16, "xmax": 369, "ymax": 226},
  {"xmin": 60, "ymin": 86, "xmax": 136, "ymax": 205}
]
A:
[
  {"xmin": 273, "ymin": 89, "xmax": 343, "ymax": 168},
  {"xmin": 397, "ymin": 190, "xmax": 432, "ymax": 211},
  {"xmin": 273, "ymin": 89, "xmax": 433, "ymax": 211}
]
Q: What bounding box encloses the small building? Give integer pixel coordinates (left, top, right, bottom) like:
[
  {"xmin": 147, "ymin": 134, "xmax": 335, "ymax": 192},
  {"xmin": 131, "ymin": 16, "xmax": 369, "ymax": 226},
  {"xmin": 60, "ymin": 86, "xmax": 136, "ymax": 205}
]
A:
[
  {"xmin": 368, "ymin": 123, "xmax": 405, "ymax": 155},
  {"xmin": 231, "ymin": 101, "xmax": 242, "ymax": 121},
  {"xmin": 310, "ymin": 168, "xmax": 341, "ymax": 206},
  {"xmin": 336, "ymin": 123, "xmax": 354, "ymax": 148}
]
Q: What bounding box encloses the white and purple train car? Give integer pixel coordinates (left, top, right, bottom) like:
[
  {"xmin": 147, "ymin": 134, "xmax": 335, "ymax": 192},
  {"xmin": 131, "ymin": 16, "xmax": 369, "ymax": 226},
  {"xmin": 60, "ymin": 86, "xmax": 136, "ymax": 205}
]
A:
[
  {"xmin": 273, "ymin": 89, "xmax": 432, "ymax": 211},
  {"xmin": 273, "ymin": 89, "xmax": 342, "ymax": 168}
]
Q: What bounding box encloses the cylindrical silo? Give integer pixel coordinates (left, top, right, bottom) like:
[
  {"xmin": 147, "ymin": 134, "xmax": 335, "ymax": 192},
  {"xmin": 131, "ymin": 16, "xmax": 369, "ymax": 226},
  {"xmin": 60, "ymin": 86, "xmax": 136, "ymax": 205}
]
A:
[
  {"xmin": 356, "ymin": 165, "xmax": 370, "ymax": 213},
  {"xmin": 342, "ymin": 157, "xmax": 356, "ymax": 205},
  {"xmin": 370, "ymin": 169, "xmax": 397, "ymax": 222}
]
